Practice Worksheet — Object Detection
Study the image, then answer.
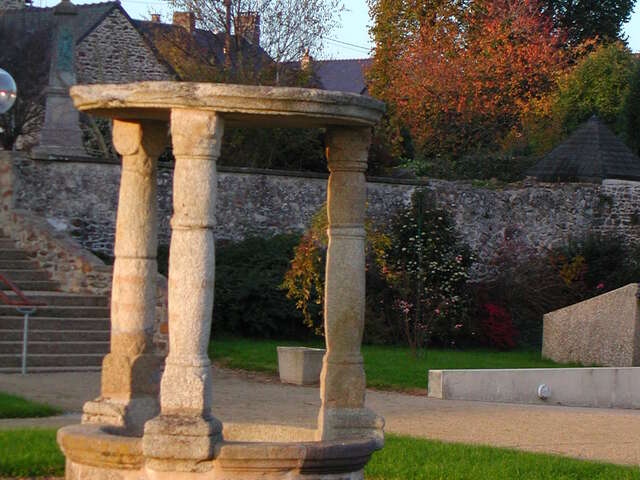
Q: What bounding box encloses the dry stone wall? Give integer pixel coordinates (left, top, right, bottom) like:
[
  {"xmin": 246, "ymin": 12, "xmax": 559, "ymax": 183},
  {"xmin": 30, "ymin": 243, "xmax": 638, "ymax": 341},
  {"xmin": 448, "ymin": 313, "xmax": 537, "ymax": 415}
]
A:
[{"xmin": 10, "ymin": 155, "xmax": 640, "ymax": 280}]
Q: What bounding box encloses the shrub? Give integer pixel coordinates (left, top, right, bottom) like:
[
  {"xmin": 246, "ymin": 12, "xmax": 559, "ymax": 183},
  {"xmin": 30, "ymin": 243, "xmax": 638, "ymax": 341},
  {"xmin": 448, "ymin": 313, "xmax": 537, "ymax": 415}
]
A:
[
  {"xmin": 282, "ymin": 204, "xmax": 393, "ymax": 340},
  {"xmin": 159, "ymin": 235, "xmax": 310, "ymax": 339},
  {"xmin": 480, "ymin": 303, "xmax": 517, "ymax": 350},
  {"xmin": 212, "ymin": 235, "xmax": 310, "ymax": 339},
  {"xmin": 475, "ymin": 233, "xmax": 640, "ymax": 347},
  {"xmin": 283, "ymin": 190, "xmax": 476, "ymax": 352}
]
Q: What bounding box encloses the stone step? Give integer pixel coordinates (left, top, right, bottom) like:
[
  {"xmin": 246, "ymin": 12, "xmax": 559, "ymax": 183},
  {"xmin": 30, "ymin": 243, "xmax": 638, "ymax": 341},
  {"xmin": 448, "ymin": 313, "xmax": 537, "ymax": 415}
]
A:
[
  {"xmin": 0, "ymin": 341, "xmax": 110, "ymax": 355},
  {"xmin": 0, "ymin": 353, "xmax": 104, "ymax": 368},
  {"xmin": 0, "ymin": 317, "xmax": 110, "ymax": 330},
  {"xmin": 3, "ymin": 280, "xmax": 60, "ymax": 291},
  {"xmin": 0, "ymin": 305, "xmax": 110, "ymax": 317},
  {"xmin": 0, "ymin": 269, "xmax": 51, "ymax": 281},
  {"xmin": 0, "ymin": 240, "xmax": 16, "ymax": 249},
  {"xmin": 0, "ymin": 249, "xmax": 31, "ymax": 261},
  {"xmin": 0, "ymin": 329, "xmax": 110, "ymax": 342},
  {"xmin": 0, "ymin": 260, "xmax": 40, "ymax": 270},
  {"xmin": 3, "ymin": 292, "xmax": 109, "ymax": 307}
]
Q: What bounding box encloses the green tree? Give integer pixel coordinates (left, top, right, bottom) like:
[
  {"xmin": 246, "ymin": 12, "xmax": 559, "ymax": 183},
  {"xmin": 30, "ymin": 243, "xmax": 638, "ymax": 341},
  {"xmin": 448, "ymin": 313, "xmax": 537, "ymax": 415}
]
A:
[
  {"xmin": 551, "ymin": 41, "xmax": 636, "ymax": 136},
  {"xmin": 622, "ymin": 62, "xmax": 640, "ymax": 156},
  {"xmin": 541, "ymin": 0, "xmax": 636, "ymax": 46}
]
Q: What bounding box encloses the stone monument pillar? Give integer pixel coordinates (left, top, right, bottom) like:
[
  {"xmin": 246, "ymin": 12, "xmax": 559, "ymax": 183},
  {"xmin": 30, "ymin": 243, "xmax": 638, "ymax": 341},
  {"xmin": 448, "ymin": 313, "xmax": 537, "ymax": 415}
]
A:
[
  {"xmin": 0, "ymin": 150, "xmax": 14, "ymax": 215},
  {"xmin": 82, "ymin": 119, "xmax": 166, "ymax": 436},
  {"xmin": 31, "ymin": 0, "xmax": 87, "ymax": 160},
  {"xmin": 143, "ymin": 109, "xmax": 224, "ymax": 471},
  {"xmin": 317, "ymin": 126, "xmax": 384, "ymax": 446}
]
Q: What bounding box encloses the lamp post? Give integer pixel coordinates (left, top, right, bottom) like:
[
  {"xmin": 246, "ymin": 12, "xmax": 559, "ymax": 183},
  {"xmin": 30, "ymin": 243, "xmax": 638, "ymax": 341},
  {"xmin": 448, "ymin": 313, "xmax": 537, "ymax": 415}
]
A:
[{"xmin": 0, "ymin": 68, "xmax": 17, "ymax": 115}]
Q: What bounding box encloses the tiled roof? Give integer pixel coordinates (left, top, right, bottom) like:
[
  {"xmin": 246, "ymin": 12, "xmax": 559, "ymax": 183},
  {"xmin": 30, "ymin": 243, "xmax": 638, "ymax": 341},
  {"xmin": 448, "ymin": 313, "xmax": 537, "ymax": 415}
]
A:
[
  {"xmin": 133, "ymin": 20, "xmax": 272, "ymax": 81},
  {"xmin": 285, "ymin": 58, "xmax": 372, "ymax": 94},
  {"xmin": 312, "ymin": 58, "xmax": 372, "ymax": 94},
  {"xmin": 0, "ymin": 2, "xmax": 118, "ymax": 44},
  {"xmin": 528, "ymin": 116, "xmax": 640, "ymax": 183}
]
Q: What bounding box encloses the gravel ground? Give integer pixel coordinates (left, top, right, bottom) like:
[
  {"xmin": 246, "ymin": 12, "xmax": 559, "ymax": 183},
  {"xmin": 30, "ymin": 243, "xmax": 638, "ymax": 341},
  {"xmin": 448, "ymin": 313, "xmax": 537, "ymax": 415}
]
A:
[{"xmin": 1, "ymin": 368, "xmax": 640, "ymax": 466}]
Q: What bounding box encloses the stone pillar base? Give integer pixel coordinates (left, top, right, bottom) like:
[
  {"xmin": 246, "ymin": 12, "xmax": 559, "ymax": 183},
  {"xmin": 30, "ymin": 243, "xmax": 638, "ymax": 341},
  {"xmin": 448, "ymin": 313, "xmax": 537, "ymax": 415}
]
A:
[
  {"xmin": 143, "ymin": 414, "xmax": 222, "ymax": 472},
  {"xmin": 317, "ymin": 407, "xmax": 384, "ymax": 448},
  {"xmin": 82, "ymin": 396, "xmax": 159, "ymax": 437}
]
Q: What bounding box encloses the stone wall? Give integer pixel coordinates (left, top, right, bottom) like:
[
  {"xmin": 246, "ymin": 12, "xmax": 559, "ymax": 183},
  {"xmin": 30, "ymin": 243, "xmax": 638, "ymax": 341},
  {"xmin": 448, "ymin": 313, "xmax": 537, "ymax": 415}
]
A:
[
  {"xmin": 76, "ymin": 9, "xmax": 172, "ymax": 85},
  {"xmin": 9, "ymin": 154, "xmax": 640, "ymax": 280}
]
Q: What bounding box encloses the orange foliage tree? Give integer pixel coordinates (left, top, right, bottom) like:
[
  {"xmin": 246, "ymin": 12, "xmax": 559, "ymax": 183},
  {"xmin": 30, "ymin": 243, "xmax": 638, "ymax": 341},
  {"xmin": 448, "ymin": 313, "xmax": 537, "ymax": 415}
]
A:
[{"xmin": 370, "ymin": 0, "xmax": 566, "ymax": 160}]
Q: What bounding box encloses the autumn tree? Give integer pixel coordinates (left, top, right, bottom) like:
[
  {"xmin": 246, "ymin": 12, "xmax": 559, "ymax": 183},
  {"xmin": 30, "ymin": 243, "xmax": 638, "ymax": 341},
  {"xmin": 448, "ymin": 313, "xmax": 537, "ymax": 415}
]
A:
[
  {"xmin": 541, "ymin": 0, "xmax": 636, "ymax": 46},
  {"xmin": 163, "ymin": 0, "xmax": 344, "ymax": 82},
  {"xmin": 370, "ymin": 0, "xmax": 566, "ymax": 162}
]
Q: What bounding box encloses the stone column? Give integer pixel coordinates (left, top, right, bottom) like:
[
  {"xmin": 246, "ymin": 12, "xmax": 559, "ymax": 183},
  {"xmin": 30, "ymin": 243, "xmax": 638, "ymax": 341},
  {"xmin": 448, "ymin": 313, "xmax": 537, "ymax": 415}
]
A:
[
  {"xmin": 82, "ymin": 120, "xmax": 166, "ymax": 436},
  {"xmin": 143, "ymin": 109, "xmax": 224, "ymax": 471},
  {"xmin": 317, "ymin": 127, "xmax": 384, "ymax": 447}
]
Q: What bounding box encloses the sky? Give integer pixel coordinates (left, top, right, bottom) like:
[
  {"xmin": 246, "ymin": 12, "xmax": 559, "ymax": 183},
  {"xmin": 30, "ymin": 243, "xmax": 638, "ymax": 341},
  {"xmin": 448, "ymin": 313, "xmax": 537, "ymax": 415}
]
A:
[{"xmin": 38, "ymin": 0, "xmax": 640, "ymax": 59}]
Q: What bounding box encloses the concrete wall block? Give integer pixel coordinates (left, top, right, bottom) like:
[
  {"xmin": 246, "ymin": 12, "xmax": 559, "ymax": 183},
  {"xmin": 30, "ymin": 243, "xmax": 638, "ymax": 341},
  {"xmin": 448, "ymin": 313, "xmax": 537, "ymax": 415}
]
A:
[
  {"xmin": 277, "ymin": 347, "xmax": 325, "ymax": 385},
  {"xmin": 542, "ymin": 283, "xmax": 640, "ymax": 367},
  {"xmin": 428, "ymin": 367, "xmax": 640, "ymax": 409}
]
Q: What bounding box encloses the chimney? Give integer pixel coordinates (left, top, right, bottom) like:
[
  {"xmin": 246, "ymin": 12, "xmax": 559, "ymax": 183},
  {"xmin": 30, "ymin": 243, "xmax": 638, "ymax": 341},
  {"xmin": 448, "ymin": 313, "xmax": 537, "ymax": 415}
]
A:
[
  {"xmin": 151, "ymin": 13, "xmax": 161, "ymax": 23},
  {"xmin": 236, "ymin": 11, "xmax": 260, "ymax": 46},
  {"xmin": 173, "ymin": 11, "xmax": 195, "ymax": 33}
]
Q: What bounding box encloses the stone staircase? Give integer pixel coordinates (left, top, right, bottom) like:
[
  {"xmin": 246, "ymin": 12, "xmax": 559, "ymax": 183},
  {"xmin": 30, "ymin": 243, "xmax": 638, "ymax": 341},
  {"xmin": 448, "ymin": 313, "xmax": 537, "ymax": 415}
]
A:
[{"xmin": 0, "ymin": 234, "xmax": 110, "ymax": 372}]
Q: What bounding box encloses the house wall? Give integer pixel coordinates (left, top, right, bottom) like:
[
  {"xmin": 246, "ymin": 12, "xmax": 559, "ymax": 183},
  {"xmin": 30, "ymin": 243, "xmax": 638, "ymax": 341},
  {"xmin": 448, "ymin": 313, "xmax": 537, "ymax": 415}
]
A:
[
  {"xmin": 76, "ymin": 9, "xmax": 172, "ymax": 84},
  {"xmin": 11, "ymin": 156, "xmax": 640, "ymax": 281}
]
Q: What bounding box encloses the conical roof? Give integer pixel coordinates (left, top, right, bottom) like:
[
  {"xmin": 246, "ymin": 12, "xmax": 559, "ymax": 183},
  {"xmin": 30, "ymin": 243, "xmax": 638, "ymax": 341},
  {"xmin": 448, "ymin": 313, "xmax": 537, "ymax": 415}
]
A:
[{"xmin": 528, "ymin": 116, "xmax": 640, "ymax": 183}]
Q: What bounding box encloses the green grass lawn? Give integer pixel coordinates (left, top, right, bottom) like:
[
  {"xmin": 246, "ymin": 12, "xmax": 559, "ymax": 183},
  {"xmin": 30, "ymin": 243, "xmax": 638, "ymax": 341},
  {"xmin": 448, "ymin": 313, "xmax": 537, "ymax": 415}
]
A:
[
  {"xmin": 208, "ymin": 337, "xmax": 575, "ymax": 391},
  {"xmin": 0, "ymin": 429, "xmax": 637, "ymax": 479},
  {"xmin": 367, "ymin": 435, "xmax": 640, "ymax": 479},
  {"xmin": 0, "ymin": 429, "xmax": 65, "ymax": 477},
  {"xmin": 0, "ymin": 391, "xmax": 61, "ymax": 419}
]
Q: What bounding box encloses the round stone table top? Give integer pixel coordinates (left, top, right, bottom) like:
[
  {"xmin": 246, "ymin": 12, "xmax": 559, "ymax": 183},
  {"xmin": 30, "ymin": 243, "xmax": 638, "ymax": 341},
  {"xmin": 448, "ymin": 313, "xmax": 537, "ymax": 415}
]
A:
[{"xmin": 70, "ymin": 82, "xmax": 385, "ymax": 128}]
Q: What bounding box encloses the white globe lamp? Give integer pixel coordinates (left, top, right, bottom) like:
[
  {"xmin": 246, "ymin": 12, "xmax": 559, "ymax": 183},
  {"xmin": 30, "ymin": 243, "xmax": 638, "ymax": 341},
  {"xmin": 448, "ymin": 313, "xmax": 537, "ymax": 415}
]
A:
[{"xmin": 0, "ymin": 68, "xmax": 17, "ymax": 114}]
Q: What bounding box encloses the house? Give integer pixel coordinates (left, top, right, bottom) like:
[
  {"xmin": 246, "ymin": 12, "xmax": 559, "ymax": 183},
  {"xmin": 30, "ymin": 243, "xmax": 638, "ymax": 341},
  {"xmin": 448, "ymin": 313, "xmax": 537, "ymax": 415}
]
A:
[
  {"xmin": 528, "ymin": 116, "xmax": 640, "ymax": 183},
  {"xmin": 0, "ymin": 0, "xmax": 272, "ymax": 157},
  {"xmin": 0, "ymin": 0, "xmax": 270, "ymax": 85},
  {"xmin": 0, "ymin": 0, "xmax": 371, "ymax": 158}
]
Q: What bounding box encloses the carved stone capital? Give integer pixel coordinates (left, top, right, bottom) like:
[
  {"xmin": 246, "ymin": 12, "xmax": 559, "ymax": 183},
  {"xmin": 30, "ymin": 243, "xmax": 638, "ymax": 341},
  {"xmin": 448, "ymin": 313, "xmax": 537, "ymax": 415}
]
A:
[
  {"xmin": 113, "ymin": 120, "xmax": 167, "ymax": 161},
  {"xmin": 170, "ymin": 109, "xmax": 224, "ymax": 159},
  {"xmin": 326, "ymin": 127, "xmax": 371, "ymax": 172}
]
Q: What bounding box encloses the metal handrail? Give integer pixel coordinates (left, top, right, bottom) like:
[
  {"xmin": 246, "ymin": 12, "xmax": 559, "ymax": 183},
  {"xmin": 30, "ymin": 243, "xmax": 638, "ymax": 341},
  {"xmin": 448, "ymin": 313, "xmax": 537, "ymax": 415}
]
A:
[{"xmin": 0, "ymin": 272, "xmax": 46, "ymax": 374}]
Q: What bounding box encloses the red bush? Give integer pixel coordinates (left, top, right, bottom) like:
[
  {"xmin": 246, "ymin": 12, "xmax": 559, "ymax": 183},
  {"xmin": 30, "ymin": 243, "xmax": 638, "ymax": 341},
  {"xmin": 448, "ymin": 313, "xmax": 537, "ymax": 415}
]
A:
[{"xmin": 481, "ymin": 303, "xmax": 518, "ymax": 349}]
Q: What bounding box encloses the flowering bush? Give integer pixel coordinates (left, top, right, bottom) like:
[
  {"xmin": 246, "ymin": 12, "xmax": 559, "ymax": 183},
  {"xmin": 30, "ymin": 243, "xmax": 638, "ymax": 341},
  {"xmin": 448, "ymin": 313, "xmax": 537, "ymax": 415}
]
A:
[{"xmin": 380, "ymin": 189, "xmax": 474, "ymax": 354}]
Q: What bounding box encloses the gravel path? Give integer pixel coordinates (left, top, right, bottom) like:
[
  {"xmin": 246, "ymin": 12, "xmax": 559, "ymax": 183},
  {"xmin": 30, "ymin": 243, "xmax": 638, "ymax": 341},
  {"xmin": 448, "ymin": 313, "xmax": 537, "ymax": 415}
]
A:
[{"xmin": 2, "ymin": 368, "xmax": 640, "ymax": 466}]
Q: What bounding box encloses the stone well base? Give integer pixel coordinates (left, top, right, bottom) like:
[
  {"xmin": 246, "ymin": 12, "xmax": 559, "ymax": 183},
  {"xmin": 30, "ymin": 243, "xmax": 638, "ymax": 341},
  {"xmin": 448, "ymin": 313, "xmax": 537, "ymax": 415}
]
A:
[{"xmin": 58, "ymin": 423, "xmax": 380, "ymax": 480}]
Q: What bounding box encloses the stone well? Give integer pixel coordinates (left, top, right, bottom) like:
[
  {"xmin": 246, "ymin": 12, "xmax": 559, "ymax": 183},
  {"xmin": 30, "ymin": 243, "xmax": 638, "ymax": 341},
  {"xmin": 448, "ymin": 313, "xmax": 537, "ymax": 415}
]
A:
[{"xmin": 57, "ymin": 82, "xmax": 386, "ymax": 480}]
